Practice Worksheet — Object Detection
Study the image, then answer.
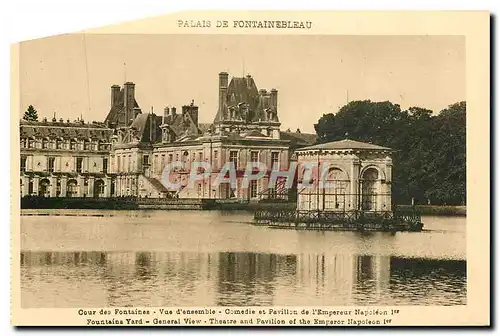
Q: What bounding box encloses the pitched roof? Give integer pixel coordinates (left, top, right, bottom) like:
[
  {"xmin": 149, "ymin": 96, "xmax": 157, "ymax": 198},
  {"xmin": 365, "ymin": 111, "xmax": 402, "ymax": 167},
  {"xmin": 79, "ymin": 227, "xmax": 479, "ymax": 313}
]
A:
[
  {"xmin": 20, "ymin": 122, "xmax": 113, "ymax": 141},
  {"xmin": 298, "ymin": 139, "xmax": 392, "ymax": 151},
  {"xmin": 198, "ymin": 123, "xmax": 214, "ymax": 134},
  {"xmin": 213, "ymin": 75, "xmax": 277, "ymax": 123},
  {"xmin": 279, "ymin": 131, "xmax": 317, "ymax": 147},
  {"xmin": 163, "ymin": 111, "xmax": 201, "ymax": 139},
  {"xmin": 241, "ymin": 130, "xmax": 268, "ymax": 138}
]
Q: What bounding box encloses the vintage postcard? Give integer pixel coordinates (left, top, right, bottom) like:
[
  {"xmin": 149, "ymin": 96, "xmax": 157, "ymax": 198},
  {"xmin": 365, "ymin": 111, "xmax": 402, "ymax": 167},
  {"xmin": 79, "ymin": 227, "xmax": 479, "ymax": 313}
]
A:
[{"xmin": 11, "ymin": 11, "xmax": 490, "ymax": 326}]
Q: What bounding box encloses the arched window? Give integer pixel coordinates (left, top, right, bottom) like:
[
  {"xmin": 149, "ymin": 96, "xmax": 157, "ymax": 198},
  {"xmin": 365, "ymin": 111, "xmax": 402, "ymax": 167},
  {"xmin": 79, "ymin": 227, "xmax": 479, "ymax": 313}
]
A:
[
  {"xmin": 323, "ymin": 168, "xmax": 349, "ymax": 211},
  {"xmin": 66, "ymin": 179, "xmax": 78, "ymax": 197},
  {"xmin": 39, "ymin": 178, "xmax": 51, "ymax": 197},
  {"xmin": 93, "ymin": 179, "xmax": 105, "ymax": 197},
  {"xmin": 361, "ymin": 168, "xmax": 379, "ymax": 211}
]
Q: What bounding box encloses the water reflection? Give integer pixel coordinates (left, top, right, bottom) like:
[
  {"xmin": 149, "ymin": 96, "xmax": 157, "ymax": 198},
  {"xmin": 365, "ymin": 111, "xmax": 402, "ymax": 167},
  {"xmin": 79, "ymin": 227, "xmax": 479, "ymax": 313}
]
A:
[{"xmin": 21, "ymin": 251, "xmax": 466, "ymax": 308}]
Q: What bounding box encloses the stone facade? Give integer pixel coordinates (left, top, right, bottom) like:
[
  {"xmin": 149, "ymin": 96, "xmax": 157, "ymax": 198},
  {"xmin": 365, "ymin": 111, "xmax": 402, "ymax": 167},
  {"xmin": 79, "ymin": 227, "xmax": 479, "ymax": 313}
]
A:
[
  {"xmin": 20, "ymin": 72, "xmax": 317, "ymax": 200},
  {"xmin": 20, "ymin": 119, "xmax": 115, "ymax": 197},
  {"xmin": 295, "ymin": 139, "xmax": 393, "ymax": 212}
]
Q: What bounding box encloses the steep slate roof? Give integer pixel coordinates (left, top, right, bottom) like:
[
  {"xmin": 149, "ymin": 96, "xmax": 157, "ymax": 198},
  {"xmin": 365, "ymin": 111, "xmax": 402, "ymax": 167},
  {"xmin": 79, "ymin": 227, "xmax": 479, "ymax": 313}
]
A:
[
  {"xmin": 213, "ymin": 76, "xmax": 266, "ymax": 123},
  {"xmin": 163, "ymin": 111, "xmax": 201, "ymax": 138},
  {"xmin": 240, "ymin": 130, "xmax": 268, "ymax": 138},
  {"xmin": 298, "ymin": 139, "xmax": 392, "ymax": 151},
  {"xmin": 128, "ymin": 114, "xmax": 163, "ymax": 143},
  {"xmin": 20, "ymin": 121, "xmax": 113, "ymax": 140},
  {"xmin": 104, "ymin": 88, "xmax": 141, "ymax": 126},
  {"xmin": 280, "ymin": 131, "xmax": 317, "ymax": 147},
  {"xmin": 198, "ymin": 123, "xmax": 214, "ymax": 134}
]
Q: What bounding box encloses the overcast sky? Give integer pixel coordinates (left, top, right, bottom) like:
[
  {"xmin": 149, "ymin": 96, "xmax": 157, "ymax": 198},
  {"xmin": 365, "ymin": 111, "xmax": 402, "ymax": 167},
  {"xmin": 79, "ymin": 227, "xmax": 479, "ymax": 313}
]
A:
[{"xmin": 19, "ymin": 34, "xmax": 465, "ymax": 133}]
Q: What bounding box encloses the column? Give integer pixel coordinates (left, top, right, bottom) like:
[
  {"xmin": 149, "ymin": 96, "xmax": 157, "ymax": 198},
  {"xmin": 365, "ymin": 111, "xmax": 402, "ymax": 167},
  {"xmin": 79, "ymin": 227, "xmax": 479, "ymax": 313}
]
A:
[
  {"xmin": 88, "ymin": 176, "xmax": 95, "ymax": 197},
  {"xmin": 61, "ymin": 176, "xmax": 67, "ymax": 197},
  {"xmin": 33, "ymin": 176, "xmax": 40, "ymax": 196},
  {"xmin": 384, "ymin": 157, "xmax": 393, "ymax": 212},
  {"xmin": 350, "ymin": 159, "xmax": 360, "ymax": 211},
  {"xmin": 104, "ymin": 177, "xmax": 111, "ymax": 197},
  {"xmin": 50, "ymin": 176, "xmax": 57, "ymax": 197},
  {"xmin": 78, "ymin": 176, "xmax": 85, "ymax": 197},
  {"xmin": 382, "ymin": 182, "xmax": 392, "ymax": 212},
  {"xmin": 20, "ymin": 176, "xmax": 26, "ymax": 197}
]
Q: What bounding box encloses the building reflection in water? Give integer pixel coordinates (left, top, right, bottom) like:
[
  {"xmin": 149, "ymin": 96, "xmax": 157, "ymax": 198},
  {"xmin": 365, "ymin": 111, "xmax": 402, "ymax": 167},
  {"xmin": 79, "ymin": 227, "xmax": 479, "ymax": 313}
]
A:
[{"xmin": 20, "ymin": 251, "xmax": 466, "ymax": 307}]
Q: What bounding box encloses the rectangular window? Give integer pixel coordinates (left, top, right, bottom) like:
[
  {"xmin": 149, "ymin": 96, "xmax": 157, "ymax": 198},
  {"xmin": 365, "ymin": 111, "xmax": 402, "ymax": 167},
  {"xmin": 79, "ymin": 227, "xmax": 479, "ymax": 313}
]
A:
[
  {"xmin": 20, "ymin": 156, "xmax": 26, "ymax": 172},
  {"xmin": 250, "ymin": 151, "xmax": 259, "ymax": 163},
  {"xmin": 103, "ymin": 158, "xmax": 108, "ymax": 174},
  {"xmin": 154, "ymin": 154, "xmax": 159, "ymax": 173},
  {"xmin": 143, "ymin": 155, "xmax": 150, "ymax": 166},
  {"xmin": 117, "ymin": 156, "xmax": 121, "ymax": 171},
  {"xmin": 229, "ymin": 151, "xmax": 238, "ymax": 169},
  {"xmin": 48, "ymin": 157, "xmax": 55, "ymax": 173},
  {"xmin": 161, "ymin": 155, "xmax": 165, "ymax": 171},
  {"xmin": 271, "ymin": 152, "xmax": 279, "ymax": 169},
  {"xmin": 214, "ymin": 151, "xmax": 218, "ymax": 159},
  {"xmin": 168, "ymin": 154, "xmax": 173, "ymax": 163},
  {"xmin": 250, "ymin": 180, "xmax": 258, "ymax": 198},
  {"xmin": 76, "ymin": 158, "xmax": 83, "ymax": 173},
  {"xmin": 128, "ymin": 155, "xmax": 132, "ymax": 172},
  {"xmin": 198, "ymin": 152, "xmax": 203, "ymax": 161}
]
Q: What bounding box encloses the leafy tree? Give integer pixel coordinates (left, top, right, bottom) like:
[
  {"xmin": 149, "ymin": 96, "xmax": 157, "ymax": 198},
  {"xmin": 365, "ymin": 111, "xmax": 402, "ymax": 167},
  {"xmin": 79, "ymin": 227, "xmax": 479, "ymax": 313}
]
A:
[
  {"xmin": 314, "ymin": 100, "xmax": 466, "ymax": 206},
  {"xmin": 424, "ymin": 102, "xmax": 466, "ymax": 205},
  {"xmin": 23, "ymin": 105, "xmax": 39, "ymax": 121}
]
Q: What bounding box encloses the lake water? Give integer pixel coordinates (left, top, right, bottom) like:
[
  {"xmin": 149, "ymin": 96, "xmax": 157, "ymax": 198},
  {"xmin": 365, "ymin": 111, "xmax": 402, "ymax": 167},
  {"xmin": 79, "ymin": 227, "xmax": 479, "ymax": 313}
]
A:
[{"xmin": 20, "ymin": 210, "xmax": 466, "ymax": 307}]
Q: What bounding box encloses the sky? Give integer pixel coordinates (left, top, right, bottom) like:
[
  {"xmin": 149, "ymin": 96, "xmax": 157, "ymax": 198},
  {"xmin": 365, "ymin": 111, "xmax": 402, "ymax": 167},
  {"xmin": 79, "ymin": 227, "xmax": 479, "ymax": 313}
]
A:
[{"xmin": 19, "ymin": 34, "xmax": 465, "ymax": 133}]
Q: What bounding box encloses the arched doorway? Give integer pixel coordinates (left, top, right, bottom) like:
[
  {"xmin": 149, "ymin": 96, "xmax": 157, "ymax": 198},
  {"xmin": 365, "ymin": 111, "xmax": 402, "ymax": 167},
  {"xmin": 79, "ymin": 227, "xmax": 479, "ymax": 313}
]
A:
[
  {"xmin": 39, "ymin": 178, "xmax": 51, "ymax": 197},
  {"xmin": 93, "ymin": 179, "xmax": 105, "ymax": 198},
  {"xmin": 323, "ymin": 168, "xmax": 348, "ymax": 211},
  {"xmin": 66, "ymin": 179, "xmax": 78, "ymax": 197},
  {"xmin": 361, "ymin": 168, "xmax": 379, "ymax": 211}
]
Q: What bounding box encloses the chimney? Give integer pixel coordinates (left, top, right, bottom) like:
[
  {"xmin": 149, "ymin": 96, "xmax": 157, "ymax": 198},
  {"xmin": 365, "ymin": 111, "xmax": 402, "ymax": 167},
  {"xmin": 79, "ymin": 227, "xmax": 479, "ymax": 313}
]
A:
[
  {"xmin": 218, "ymin": 72, "xmax": 229, "ymax": 120},
  {"xmin": 110, "ymin": 85, "xmax": 120, "ymax": 108},
  {"xmin": 149, "ymin": 114, "xmax": 155, "ymax": 143},
  {"xmin": 189, "ymin": 102, "xmax": 199, "ymax": 125},
  {"xmin": 245, "ymin": 74, "xmax": 252, "ymax": 87},
  {"xmin": 123, "ymin": 82, "xmax": 135, "ymax": 125},
  {"xmin": 163, "ymin": 107, "xmax": 170, "ymax": 124},
  {"xmin": 270, "ymin": 89, "xmax": 278, "ymax": 111}
]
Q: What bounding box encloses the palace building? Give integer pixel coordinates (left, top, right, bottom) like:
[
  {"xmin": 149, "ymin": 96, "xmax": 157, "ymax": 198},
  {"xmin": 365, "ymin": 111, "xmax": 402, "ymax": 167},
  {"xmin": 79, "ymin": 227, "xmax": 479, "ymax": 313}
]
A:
[
  {"xmin": 20, "ymin": 118, "xmax": 114, "ymax": 198},
  {"xmin": 19, "ymin": 72, "xmax": 316, "ymax": 200}
]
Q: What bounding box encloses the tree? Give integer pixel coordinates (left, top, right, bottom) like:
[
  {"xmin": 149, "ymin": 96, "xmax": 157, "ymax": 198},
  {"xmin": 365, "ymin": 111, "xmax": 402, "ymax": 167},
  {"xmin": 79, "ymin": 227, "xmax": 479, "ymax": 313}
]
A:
[
  {"xmin": 424, "ymin": 102, "xmax": 466, "ymax": 205},
  {"xmin": 23, "ymin": 105, "xmax": 39, "ymax": 121},
  {"xmin": 314, "ymin": 100, "xmax": 466, "ymax": 205}
]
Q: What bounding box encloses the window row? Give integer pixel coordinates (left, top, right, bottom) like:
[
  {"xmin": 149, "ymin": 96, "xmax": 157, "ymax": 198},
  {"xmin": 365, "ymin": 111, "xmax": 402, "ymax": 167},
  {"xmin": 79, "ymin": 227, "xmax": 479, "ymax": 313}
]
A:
[
  {"xmin": 20, "ymin": 156, "xmax": 108, "ymax": 174},
  {"xmin": 20, "ymin": 138, "xmax": 110, "ymax": 151}
]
